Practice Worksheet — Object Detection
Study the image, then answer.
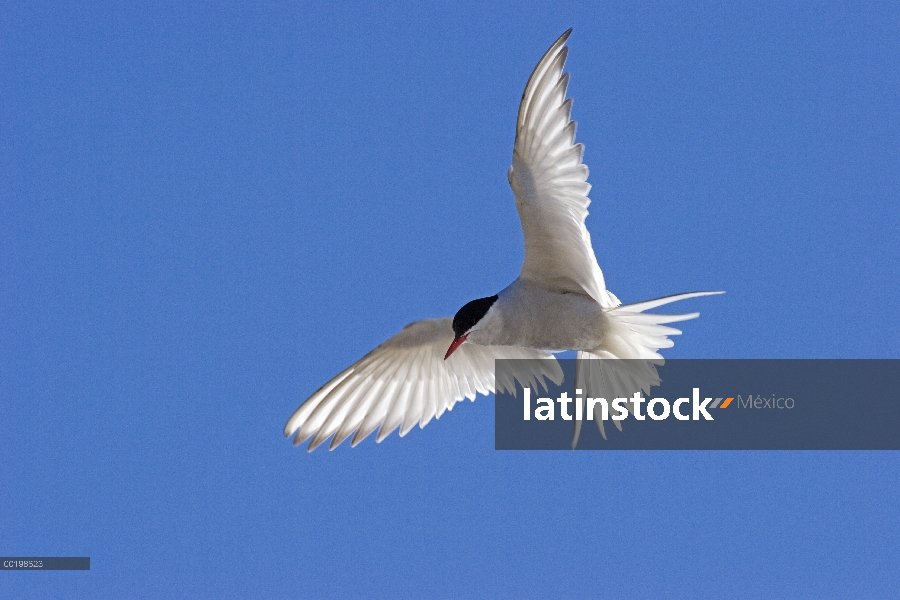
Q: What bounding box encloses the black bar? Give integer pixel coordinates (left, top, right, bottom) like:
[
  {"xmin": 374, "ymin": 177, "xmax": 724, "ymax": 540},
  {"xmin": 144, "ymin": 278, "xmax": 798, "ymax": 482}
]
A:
[
  {"xmin": 496, "ymin": 359, "xmax": 900, "ymax": 450},
  {"xmin": 1, "ymin": 558, "xmax": 90, "ymax": 570}
]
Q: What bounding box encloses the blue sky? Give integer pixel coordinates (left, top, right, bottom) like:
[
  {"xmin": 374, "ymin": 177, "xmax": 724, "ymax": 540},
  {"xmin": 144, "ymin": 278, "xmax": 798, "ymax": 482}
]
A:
[{"xmin": 2, "ymin": 1, "xmax": 898, "ymax": 597}]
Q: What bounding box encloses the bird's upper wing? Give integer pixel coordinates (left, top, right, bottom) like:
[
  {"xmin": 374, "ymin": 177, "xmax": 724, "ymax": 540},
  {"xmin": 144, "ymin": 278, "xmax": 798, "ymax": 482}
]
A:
[
  {"xmin": 508, "ymin": 29, "xmax": 619, "ymax": 309},
  {"xmin": 285, "ymin": 318, "xmax": 562, "ymax": 451}
]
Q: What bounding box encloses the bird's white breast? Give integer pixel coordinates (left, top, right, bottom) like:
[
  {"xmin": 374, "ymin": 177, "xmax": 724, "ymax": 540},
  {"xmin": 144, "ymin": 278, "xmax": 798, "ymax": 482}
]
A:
[{"xmin": 467, "ymin": 278, "xmax": 608, "ymax": 352}]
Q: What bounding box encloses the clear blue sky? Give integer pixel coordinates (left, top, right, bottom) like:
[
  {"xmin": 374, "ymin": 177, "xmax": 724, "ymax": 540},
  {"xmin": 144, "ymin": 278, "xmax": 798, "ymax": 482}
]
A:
[{"xmin": 2, "ymin": 1, "xmax": 898, "ymax": 597}]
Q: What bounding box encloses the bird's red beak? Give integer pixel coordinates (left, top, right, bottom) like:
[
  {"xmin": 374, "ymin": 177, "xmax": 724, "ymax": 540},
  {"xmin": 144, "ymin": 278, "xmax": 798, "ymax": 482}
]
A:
[{"xmin": 444, "ymin": 335, "xmax": 467, "ymax": 360}]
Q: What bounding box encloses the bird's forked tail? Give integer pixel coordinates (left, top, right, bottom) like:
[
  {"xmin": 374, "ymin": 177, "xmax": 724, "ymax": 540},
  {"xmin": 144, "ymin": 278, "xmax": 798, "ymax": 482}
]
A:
[{"xmin": 572, "ymin": 291, "xmax": 724, "ymax": 447}]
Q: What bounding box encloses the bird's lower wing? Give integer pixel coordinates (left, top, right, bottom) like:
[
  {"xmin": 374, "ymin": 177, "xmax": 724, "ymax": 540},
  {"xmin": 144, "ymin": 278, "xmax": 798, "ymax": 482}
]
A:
[{"xmin": 285, "ymin": 318, "xmax": 562, "ymax": 451}]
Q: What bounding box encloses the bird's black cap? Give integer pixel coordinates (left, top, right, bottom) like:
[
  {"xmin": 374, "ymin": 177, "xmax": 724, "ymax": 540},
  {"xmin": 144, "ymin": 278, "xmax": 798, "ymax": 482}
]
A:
[{"xmin": 451, "ymin": 295, "xmax": 498, "ymax": 339}]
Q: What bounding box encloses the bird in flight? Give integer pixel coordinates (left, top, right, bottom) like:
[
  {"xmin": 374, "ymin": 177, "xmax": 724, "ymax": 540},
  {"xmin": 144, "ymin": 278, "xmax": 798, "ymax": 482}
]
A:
[{"xmin": 285, "ymin": 30, "xmax": 722, "ymax": 451}]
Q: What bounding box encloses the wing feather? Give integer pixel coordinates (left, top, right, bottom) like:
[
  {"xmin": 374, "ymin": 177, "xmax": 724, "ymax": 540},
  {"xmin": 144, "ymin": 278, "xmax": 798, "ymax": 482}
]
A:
[
  {"xmin": 285, "ymin": 318, "xmax": 560, "ymax": 451},
  {"xmin": 509, "ymin": 29, "xmax": 619, "ymax": 308}
]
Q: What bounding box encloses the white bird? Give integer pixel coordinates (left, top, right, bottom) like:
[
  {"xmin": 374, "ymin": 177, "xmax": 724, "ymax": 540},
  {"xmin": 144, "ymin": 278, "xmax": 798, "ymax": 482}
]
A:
[{"xmin": 285, "ymin": 30, "xmax": 722, "ymax": 451}]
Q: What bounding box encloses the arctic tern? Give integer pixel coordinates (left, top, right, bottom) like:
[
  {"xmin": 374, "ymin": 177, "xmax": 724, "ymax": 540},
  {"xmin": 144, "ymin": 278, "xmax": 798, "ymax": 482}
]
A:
[{"xmin": 285, "ymin": 30, "xmax": 722, "ymax": 451}]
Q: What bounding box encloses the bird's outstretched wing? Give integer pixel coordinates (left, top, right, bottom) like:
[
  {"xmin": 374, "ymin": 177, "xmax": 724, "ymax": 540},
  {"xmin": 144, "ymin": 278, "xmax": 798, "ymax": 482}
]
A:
[
  {"xmin": 285, "ymin": 318, "xmax": 562, "ymax": 451},
  {"xmin": 509, "ymin": 29, "xmax": 618, "ymax": 308}
]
